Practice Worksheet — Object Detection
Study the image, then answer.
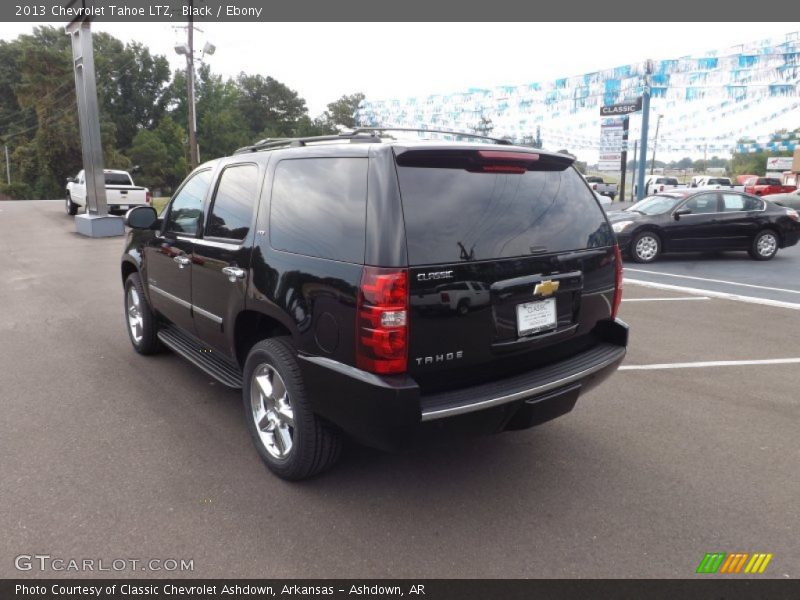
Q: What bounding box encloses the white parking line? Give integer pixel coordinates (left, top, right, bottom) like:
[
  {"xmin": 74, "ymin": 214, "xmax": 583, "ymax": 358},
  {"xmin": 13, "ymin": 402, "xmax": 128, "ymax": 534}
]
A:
[
  {"xmin": 620, "ymin": 358, "xmax": 800, "ymax": 370},
  {"xmin": 625, "ymin": 268, "xmax": 800, "ymax": 295},
  {"xmin": 624, "ymin": 278, "xmax": 800, "ymax": 311},
  {"xmin": 622, "ymin": 296, "xmax": 710, "ymax": 302}
]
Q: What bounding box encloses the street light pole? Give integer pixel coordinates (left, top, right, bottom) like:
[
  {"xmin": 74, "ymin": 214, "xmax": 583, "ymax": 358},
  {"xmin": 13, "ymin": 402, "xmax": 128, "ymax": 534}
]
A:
[
  {"xmin": 185, "ymin": 5, "xmax": 198, "ymax": 170},
  {"xmin": 650, "ymin": 114, "xmax": 663, "ymax": 175}
]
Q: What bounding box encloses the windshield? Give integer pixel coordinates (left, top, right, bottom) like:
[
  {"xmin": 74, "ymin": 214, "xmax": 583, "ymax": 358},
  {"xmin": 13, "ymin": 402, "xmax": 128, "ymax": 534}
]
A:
[{"xmin": 625, "ymin": 195, "xmax": 683, "ymax": 215}]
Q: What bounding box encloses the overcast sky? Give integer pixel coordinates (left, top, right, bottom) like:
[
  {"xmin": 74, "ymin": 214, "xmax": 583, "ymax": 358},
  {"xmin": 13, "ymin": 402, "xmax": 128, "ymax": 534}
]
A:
[{"xmin": 1, "ymin": 22, "xmax": 797, "ymax": 116}]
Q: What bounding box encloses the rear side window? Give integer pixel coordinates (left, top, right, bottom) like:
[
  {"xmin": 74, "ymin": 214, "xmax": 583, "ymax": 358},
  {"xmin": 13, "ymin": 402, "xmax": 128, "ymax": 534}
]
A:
[
  {"xmin": 723, "ymin": 193, "xmax": 763, "ymax": 212},
  {"xmin": 397, "ymin": 162, "xmax": 613, "ymax": 264},
  {"xmin": 270, "ymin": 158, "xmax": 368, "ymax": 263},
  {"xmin": 206, "ymin": 164, "xmax": 259, "ymax": 241}
]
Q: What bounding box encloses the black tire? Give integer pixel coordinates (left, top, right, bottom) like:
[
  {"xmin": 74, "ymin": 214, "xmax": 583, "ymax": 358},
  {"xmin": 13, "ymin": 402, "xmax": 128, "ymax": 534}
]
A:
[
  {"xmin": 630, "ymin": 231, "xmax": 661, "ymax": 263},
  {"xmin": 243, "ymin": 337, "xmax": 341, "ymax": 481},
  {"xmin": 748, "ymin": 229, "xmax": 779, "ymax": 261},
  {"xmin": 123, "ymin": 272, "xmax": 162, "ymax": 355},
  {"xmin": 456, "ymin": 299, "xmax": 470, "ymax": 315},
  {"xmin": 65, "ymin": 194, "xmax": 77, "ymax": 216}
]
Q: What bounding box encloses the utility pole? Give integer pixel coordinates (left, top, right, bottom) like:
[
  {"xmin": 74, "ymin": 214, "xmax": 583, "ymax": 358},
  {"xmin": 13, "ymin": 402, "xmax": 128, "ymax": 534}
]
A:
[
  {"xmin": 618, "ymin": 115, "xmax": 630, "ymax": 203},
  {"xmin": 4, "ymin": 144, "xmax": 9, "ymax": 184},
  {"xmin": 185, "ymin": 2, "xmax": 198, "ymax": 170},
  {"xmin": 630, "ymin": 139, "xmax": 637, "ymax": 201},
  {"xmin": 650, "ymin": 114, "xmax": 663, "ymax": 175},
  {"xmin": 636, "ymin": 60, "xmax": 652, "ymax": 201}
]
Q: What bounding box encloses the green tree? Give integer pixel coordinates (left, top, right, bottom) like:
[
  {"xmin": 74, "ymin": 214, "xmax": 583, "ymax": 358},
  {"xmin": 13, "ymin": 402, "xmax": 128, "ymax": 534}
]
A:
[
  {"xmin": 154, "ymin": 116, "xmax": 188, "ymax": 190},
  {"xmin": 13, "ymin": 26, "xmax": 81, "ymax": 198},
  {"xmin": 321, "ymin": 92, "xmax": 365, "ymax": 130},
  {"xmin": 94, "ymin": 34, "xmax": 171, "ymax": 150},
  {"xmin": 128, "ymin": 129, "xmax": 169, "ymax": 189},
  {"xmin": 236, "ymin": 73, "xmax": 308, "ymax": 139}
]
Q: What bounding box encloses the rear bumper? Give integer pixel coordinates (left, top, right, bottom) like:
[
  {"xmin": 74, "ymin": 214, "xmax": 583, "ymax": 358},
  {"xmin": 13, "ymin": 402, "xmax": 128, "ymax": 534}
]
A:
[{"xmin": 299, "ymin": 319, "xmax": 628, "ymax": 451}]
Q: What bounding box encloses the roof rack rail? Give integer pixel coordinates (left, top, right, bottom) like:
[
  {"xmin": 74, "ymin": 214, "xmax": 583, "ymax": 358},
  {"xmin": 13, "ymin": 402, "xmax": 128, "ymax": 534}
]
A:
[
  {"xmin": 349, "ymin": 127, "xmax": 513, "ymax": 145},
  {"xmin": 233, "ymin": 133, "xmax": 382, "ymax": 154},
  {"xmin": 232, "ymin": 127, "xmax": 513, "ymax": 155}
]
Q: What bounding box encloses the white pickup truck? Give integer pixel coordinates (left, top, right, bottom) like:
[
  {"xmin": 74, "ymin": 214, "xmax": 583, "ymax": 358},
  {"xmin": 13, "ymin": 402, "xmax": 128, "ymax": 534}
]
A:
[
  {"xmin": 65, "ymin": 169, "xmax": 150, "ymax": 215},
  {"xmin": 584, "ymin": 176, "xmax": 618, "ymax": 200}
]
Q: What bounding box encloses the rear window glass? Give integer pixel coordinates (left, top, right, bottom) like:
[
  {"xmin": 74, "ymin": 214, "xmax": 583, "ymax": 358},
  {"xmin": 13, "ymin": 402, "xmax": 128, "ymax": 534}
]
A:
[
  {"xmin": 270, "ymin": 158, "xmax": 367, "ymax": 263},
  {"xmin": 656, "ymin": 178, "xmax": 679, "ymax": 185},
  {"xmin": 105, "ymin": 172, "xmax": 131, "ymax": 185},
  {"xmin": 397, "ymin": 164, "xmax": 613, "ymax": 264},
  {"xmin": 759, "ymin": 178, "xmax": 781, "ymax": 186}
]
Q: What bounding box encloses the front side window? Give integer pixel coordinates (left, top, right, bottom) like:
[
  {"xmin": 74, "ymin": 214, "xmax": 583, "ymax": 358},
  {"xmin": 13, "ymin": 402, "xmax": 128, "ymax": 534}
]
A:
[
  {"xmin": 164, "ymin": 169, "xmax": 213, "ymax": 236},
  {"xmin": 683, "ymin": 193, "xmax": 719, "ymax": 214},
  {"xmin": 206, "ymin": 164, "xmax": 259, "ymax": 241}
]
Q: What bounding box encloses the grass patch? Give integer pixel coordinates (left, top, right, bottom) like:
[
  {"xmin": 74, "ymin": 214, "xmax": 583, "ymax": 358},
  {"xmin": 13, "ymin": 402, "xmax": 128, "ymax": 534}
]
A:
[{"xmin": 152, "ymin": 197, "xmax": 169, "ymax": 215}]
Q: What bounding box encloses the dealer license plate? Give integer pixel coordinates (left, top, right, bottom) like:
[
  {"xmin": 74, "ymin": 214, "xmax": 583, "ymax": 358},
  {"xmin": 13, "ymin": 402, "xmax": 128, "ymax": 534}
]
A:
[
  {"xmin": 118, "ymin": 205, "xmax": 129, "ymax": 210},
  {"xmin": 516, "ymin": 298, "xmax": 557, "ymax": 336}
]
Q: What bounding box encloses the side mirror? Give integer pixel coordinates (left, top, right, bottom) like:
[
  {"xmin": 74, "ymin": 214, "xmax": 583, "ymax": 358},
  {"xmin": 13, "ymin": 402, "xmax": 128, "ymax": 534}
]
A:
[
  {"xmin": 673, "ymin": 208, "xmax": 692, "ymax": 220},
  {"xmin": 125, "ymin": 206, "xmax": 158, "ymax": 230}
]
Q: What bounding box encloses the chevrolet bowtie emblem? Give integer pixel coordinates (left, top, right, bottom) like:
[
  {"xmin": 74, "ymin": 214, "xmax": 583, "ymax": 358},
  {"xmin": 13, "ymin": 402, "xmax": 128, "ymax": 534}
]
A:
[{"xmin": 534, "ymin": 280, "xmax": 560, "ymax": 297}]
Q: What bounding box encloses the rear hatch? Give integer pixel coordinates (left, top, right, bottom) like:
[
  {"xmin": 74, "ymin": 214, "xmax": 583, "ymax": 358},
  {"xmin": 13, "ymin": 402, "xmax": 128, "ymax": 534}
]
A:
[{"xmin": 394, "ymin": 147, "xmax": 618, "ymax": 392}]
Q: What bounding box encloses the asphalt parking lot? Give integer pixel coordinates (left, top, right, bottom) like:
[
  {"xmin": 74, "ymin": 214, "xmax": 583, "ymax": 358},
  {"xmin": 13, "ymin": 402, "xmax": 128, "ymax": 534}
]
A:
[{"xmin": 1, "ymin": 200, "xmax": 798, "ymax": 579}]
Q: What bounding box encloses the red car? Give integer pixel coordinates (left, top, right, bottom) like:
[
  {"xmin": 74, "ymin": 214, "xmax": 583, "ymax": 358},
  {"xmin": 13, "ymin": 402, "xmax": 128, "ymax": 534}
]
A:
[{"xmin": 744, "ymin": 176, "xmax": 797, "ymax": 196}]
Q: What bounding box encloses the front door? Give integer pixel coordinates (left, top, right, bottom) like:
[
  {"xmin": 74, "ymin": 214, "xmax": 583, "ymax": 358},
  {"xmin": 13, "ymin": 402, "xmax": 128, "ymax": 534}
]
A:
[
  {"xmin": 145, "ymin": 168, "xmax": 214, "ymax": 333},
  {"xmin": 667, "ymin": 192, "xmax": 722, "ymax": 251},
  {"xmin": 191, "ymin": 162, "xmax": 261, "ymax": 355}
]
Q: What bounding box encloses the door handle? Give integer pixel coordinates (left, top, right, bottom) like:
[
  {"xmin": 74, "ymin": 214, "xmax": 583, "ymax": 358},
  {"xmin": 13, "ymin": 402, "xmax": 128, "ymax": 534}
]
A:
[
  {"xmin": 173, "ymin": 255, "xmax": 191, "ymax": 269},
  {"xmin": 222, "ymin": 266, "xmax": 246, "ymax": 282}
]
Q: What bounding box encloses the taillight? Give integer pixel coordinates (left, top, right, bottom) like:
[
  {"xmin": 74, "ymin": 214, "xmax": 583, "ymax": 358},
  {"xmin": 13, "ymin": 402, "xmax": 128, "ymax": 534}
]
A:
[
  {"xmin": 592, "ymin": 184, "xmax": 598, "ymax": 190},
  {"xmin": 145, "ymin": 191, "xmax": 152, "ymax": 204},
  {"xmin": 356, "ymin": 267, "xmax": 409, "ymax": 374},
  {"xmin": 611, "ymin": 244, "xmax": 623, "ymax": 319},
  {"xmin": 659, "ymin": 185, "xmax": 665, "ymax": 192},
  {"xmin": 440, "ymin": 292, "xmax": 450, "ymax": 302}
]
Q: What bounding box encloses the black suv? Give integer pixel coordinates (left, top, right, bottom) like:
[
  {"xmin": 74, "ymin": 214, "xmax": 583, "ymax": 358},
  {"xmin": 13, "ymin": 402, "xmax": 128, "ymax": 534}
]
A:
[{"xmin": 121, "ymin": 129, "xmax": 628, "ymax": 480}]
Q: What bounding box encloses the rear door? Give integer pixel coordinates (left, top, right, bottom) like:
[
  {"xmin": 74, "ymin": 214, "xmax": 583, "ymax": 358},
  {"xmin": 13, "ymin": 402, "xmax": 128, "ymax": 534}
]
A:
[
  {"xmin": 713, "ymin": 193, "xmax": 765, "ymax": 249},
  {"xmin": 394, "ymin": 148, "xmax": 617, "ymax": 390}
]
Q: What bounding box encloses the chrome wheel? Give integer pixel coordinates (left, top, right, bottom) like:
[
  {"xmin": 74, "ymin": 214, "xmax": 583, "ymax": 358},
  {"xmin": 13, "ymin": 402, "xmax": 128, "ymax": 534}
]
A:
[
  {"xmin": 635, "ymin": 235, "xmax": 659, "ymax": 262},
  {"xmin": 757, "ymin": 233, "xmax": 777, "ymax": 257},
  {"xmin": 126, "ymin": 286, "xmax": 144, "ymax": 344},
  {"xmin": 250, "ymin": 364, "xmax": 294, "ymax": 460}
]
